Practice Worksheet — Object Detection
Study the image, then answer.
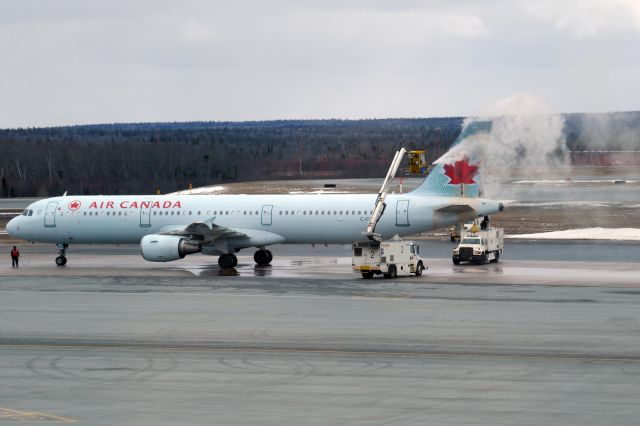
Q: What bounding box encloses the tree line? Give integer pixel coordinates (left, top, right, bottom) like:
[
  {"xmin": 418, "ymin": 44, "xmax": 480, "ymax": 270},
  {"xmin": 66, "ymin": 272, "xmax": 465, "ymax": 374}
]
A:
[{"xmin": 0, "ymin": 113, "xmax": 637, "ymax": 197}]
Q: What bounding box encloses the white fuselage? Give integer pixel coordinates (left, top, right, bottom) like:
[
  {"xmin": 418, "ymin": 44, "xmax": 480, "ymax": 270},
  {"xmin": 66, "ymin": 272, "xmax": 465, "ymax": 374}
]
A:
[{"xmin": 7, "ymin": 193, "xmax": 501, "ymax": 246}]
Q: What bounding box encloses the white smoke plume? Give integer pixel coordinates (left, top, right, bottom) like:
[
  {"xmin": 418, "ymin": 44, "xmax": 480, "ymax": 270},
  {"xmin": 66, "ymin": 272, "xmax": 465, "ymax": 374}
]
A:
[{"xmin": 437, "ymin": 93, "xmax": 570, "ymax": 199}]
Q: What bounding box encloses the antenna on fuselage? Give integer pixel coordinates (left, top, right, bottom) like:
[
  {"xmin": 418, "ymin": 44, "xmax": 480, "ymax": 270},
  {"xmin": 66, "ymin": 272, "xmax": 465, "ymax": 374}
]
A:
[{"xmin": 62, "ymin": 191, "xmax": 68, "ymax": 197}]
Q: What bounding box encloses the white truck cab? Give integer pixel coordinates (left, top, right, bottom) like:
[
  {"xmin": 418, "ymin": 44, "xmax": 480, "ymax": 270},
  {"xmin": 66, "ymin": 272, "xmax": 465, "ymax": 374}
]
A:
[
  {"xmin": 452, "ymin": 218, "xmax": 503, "ymax": 265},
  {"xmin": 352, "ymin": 236, "xmax": 425, "ymax": 279}
]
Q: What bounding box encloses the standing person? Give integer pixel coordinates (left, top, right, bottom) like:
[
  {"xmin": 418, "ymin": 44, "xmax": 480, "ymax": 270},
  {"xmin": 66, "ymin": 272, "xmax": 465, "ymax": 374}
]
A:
[{"xmin": 10, "ymin": 245, "xmax": 19, "ymax": 268}]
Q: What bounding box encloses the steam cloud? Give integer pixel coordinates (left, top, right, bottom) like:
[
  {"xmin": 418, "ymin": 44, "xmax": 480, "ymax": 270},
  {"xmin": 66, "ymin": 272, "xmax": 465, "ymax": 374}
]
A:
[{"xmin": 435, "ymin": 93, "xmax": 570, "ymax": 199}]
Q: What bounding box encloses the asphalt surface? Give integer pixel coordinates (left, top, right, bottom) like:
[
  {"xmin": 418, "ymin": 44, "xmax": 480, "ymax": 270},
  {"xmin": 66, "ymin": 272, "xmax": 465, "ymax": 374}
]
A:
[{"xmin": 1, "ymin": 243, "xmax": 640, "ymax": 425}]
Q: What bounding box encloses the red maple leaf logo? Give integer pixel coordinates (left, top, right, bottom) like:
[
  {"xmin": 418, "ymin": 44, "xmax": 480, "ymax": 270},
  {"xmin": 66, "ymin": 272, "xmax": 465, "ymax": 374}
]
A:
[
  {"xmin": 443, "ymin": 159, "xmax": 479, "ymax": 185},
  {"xmin": 68, "ymin": 200, "xmax": 81, "ymax": 211}
]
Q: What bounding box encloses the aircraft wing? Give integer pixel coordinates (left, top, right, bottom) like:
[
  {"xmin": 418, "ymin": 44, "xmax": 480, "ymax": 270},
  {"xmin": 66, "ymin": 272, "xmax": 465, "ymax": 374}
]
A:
[
  {"xmin": 158, "ymin": 221, "xmax": 247, "ymax": 243},
  {"xmin": 156, "ymin": 218, "xmax": 286, "ymax": 248}
]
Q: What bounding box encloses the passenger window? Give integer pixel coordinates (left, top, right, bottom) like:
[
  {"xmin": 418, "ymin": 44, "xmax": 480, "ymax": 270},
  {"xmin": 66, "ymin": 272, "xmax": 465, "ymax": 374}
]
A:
[
  {"xmin": 83, "ymin": 212, "xmax": 86, "ymax": 216},
  {"xmin": 198, "ymin": 211, "xmax": 201, "ymax": 215},
  {"xmin": 339, "ymin": 210, "xmax": 343, "ymax": 215},
  {"xmin": 255, "ymin": 211, "xmax": 259, "ymax": 215},
  {"xmin": 303, "ymin": 211, "xmax": 307, "ymax": 215},
  {"xmin": 176, "ymin": 211, "xmax": 180, "ymax": 216},
  {"xmin": 244, "ymin": 211, "xmax": 247, "ymax": 215},
  {"xmin": 118, "ymin": 212, "xmax": 122, "ymax": 216},
  {"xmin": 285, "ymin": 211, "xmax": 289, "ymax": 215},
  {"xmin": 358, "ymin": 210, "xmax": 361, "ymax": 215},
  {"xmin": 315, "ymin": 210, "xmax": 319, "ymax": 215},
  {"xmin": 225, "ymin": 211, "xmax": 229, "ymax": 215},
  {"xmin": 333, "ymin": 211, "xmax": 337, "ymax": 215}
]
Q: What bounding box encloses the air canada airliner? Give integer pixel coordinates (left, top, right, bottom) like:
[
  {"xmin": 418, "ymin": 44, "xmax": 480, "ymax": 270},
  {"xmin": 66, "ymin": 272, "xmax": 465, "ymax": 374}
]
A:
[{"xmin": 6, "ymin": 124, "xmax": 503, "ymax": 268}]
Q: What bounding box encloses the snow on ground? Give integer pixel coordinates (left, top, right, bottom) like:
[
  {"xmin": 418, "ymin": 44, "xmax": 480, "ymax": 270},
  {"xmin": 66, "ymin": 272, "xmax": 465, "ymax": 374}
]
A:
[
  {"xmin": 288, "ymin": 190, "xmax": 352, "ymax": 194},
  {"xmin": 513, "ymin": 179, "xmax": 638, "ymax": 185},
  {"xmin": 507, "ymin": 228, "xmax": 640, "ymax": 241},
  {"xmin": 170, "ymin": 186, "xmax": 228, "ymax": 195}
]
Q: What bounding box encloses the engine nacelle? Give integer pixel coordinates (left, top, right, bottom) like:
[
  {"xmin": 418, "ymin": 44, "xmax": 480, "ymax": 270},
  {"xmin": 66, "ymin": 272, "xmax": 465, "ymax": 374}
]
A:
[{"xmin": 140, "ymin": 234, "xmax": 201, "ymax": 262}]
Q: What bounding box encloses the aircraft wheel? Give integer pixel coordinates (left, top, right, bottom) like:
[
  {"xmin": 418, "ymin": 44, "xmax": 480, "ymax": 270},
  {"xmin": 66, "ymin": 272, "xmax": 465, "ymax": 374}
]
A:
[
  {"xmin": 55, "ymin": 256, "xmax": 67, "ymax": 266},
  {"xmin": 254, "ymin": 249, "xmax": 272, "ymax": 265},
  {"xmin": 218, "ymin": 254, "xmax": 237, "ymax": 269}
]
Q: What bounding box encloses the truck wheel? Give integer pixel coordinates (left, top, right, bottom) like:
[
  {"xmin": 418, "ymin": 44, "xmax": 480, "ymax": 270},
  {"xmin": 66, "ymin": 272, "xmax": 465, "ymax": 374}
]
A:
[
  {"xmin": 452, "ymin": 257, "xmax": 460, "ymax": 265},
  {"xmin": 361, "ymin": 271, "xmax": 374, "ymax": 279},
  {"xmin": 491, "ymin": 253, "xmax": 500, "ymax": 263},
  {"xmin": 415, "ymin": 262, "xmax": 423, "ymax": 276},
  {"xmin": 384, "ymin": 265, "xmax": 397, "ymax": 279}
]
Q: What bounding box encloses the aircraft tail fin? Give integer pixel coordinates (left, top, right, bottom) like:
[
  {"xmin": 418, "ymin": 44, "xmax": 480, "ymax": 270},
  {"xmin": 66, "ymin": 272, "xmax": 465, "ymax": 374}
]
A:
[{"xmin": 411, "ymin": 120, "xmax": 492, "ymax": 198}]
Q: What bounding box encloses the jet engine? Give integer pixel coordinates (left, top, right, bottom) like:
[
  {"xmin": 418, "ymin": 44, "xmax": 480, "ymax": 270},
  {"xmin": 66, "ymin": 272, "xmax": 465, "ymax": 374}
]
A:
[{"xmin": 140, "ymin": 234, "xmax": 201, "ymax": 262}]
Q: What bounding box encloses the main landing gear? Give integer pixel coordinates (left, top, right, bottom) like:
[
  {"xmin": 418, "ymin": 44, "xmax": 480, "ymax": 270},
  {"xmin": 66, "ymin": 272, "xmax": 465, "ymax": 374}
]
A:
[
  {"xmin": 218, "ymin": 249, "xmax": 273, "ymax": 269},
  {"xmin": 55, "ymin": 243, "xmax": 68, "ymax": 266},
  {"xmin": 218, "ymin": 253, "xmax": 238, "ymax": 269},
  {"xmin": 254, "ymin": 249, "xmax": 273, "ymax": 266}
]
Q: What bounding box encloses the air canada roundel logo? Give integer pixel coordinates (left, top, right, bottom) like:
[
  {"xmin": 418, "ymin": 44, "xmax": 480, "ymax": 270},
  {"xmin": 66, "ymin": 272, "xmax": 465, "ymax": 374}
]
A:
[{"xmin": 68, "ymin": 200, "xmax": 81, "ymax": 211}]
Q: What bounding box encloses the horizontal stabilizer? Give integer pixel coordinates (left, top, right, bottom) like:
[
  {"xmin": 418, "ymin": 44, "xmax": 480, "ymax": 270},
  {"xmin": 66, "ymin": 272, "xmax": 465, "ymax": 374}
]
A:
[{"xmin": 435, "ymin": 204, "xmax": 476, "ymax": 213}]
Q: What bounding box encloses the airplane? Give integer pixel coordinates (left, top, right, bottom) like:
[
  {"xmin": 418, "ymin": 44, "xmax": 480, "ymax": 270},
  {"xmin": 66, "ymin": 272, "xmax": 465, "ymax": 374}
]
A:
[{"xmin": 6, "ymin": 123, "xmax": 503, "ymax": 268}]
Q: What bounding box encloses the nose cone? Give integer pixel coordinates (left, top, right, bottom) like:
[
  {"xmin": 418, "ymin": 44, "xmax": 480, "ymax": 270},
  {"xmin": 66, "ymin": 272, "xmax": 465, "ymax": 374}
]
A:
[{"xmin": 6, "ymin": 217, "xmax": 17, "ymax": 236}]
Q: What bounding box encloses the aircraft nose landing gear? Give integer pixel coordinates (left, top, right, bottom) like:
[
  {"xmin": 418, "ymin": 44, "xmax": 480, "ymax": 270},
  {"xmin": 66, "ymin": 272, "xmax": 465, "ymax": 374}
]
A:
[
  {"xmin": 55, "ymin": 243, "xmax": 68, "ymax": 266},
  {"xmin": 254, "ymin": 249, "xmax": 273, "ymax": 265}
]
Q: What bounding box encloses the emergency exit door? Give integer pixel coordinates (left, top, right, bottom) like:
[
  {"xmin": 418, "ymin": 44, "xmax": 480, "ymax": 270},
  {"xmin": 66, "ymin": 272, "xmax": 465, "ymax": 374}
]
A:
[
  {"xmin": 140, "ymin": 202, "xmax": 152, "ymax": 227},
  {"xmin": 261, "ymin": 205, "xmax": 273, "ymax": 225},
  {"xmin": 396, "ymin": 200, "xmax": 410, "ymax": 226}
]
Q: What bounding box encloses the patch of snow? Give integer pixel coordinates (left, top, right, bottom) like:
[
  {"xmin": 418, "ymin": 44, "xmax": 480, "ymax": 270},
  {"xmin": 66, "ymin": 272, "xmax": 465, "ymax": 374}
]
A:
[
  {"xmin": 170, "ymin": 185, "xmax": 228, "ymax": 195},
  {"xmin": 508, "ymin": 201, "xmax": 615, "ymax": 208},
  {"xmin": 288, "ymin": 190, "xmax": 352, "ymax": 194},
  {"xmin": 506, "ymin": 228, "xmax": 640, "ymax": 241},
  {"xmin": 513, "ymin": 179, "xmax": 638, "ymax": 185}
]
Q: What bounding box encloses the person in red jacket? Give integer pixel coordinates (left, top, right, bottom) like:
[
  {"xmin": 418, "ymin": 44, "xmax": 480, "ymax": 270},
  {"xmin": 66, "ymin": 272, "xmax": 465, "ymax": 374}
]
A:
[{"xmin": 11, "ymin": 246, "xmax": 19, "ymax": 268}]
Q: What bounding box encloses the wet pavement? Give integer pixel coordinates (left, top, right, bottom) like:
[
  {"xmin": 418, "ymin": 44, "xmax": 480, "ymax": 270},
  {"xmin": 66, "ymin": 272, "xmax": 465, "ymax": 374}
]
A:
[{"xmin": 0, "ymin": 242, "xmax": 640, "ymax": 425}]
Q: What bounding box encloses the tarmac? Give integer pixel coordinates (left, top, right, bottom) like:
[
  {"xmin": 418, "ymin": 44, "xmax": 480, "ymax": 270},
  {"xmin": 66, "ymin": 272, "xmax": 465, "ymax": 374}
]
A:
[{"xmin": 1, "ymin": 242, "xmax": 640, "ymax": 425}]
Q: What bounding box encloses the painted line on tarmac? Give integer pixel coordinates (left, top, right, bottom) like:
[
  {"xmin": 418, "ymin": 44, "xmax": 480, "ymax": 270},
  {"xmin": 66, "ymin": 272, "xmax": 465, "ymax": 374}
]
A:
[{"xmin": 0, "ymin": 406, "xmax": 76, "ymax": 423}]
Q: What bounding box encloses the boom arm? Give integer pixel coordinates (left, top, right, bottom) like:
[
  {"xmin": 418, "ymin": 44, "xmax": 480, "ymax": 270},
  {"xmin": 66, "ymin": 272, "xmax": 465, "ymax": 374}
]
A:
[{"xmin": 363, "ymin": 148, "xmax": 406, "ymax": 240}]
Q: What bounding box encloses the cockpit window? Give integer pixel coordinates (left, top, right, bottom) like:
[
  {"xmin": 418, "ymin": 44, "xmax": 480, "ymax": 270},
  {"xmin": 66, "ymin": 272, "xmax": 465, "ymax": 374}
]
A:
[
  {"xmin": 28, "ymin": 210, "xmax": 33, "ymax": 216},
  {"xmin": 22, "ymin": 210, "xmax": 28, "ymax": 216}
]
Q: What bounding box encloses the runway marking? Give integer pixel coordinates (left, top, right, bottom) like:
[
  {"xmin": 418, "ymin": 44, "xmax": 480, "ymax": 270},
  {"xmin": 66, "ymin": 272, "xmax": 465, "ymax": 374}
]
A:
[
  {"xmin": 1, "ymin": 343, "xmax": 640, "ymax": 363},
  {"xmin": 0, "ymin": 406, "xmax": 76, "ymax": 423}
]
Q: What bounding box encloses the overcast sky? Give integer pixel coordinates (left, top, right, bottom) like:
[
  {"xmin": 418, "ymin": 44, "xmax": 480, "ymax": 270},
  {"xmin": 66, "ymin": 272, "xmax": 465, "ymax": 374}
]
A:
[{"xmin": 1, "ymin": 0, "xmax": 639, "ymax": 127}]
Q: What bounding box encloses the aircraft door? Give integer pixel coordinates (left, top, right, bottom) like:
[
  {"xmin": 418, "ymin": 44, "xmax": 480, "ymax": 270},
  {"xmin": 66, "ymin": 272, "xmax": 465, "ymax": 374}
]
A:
[
  {"xmin": 44, "ymin": 201, "xmax": 58, "ymax": 228},
  {"xmin": 140, "ymin": 202, "xmax": 152, "ymax": 227},
  {"xmin": 261, "ymin": 205, "xmax": 273, "ymax": 225},
  {"xmin": 396, "ymin": 199, "xmax": 410, "ymax": 227}
]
